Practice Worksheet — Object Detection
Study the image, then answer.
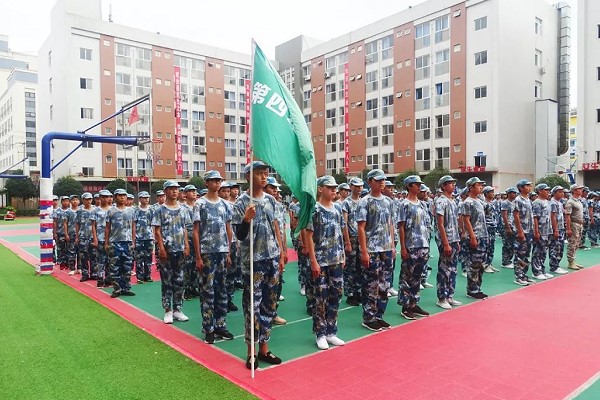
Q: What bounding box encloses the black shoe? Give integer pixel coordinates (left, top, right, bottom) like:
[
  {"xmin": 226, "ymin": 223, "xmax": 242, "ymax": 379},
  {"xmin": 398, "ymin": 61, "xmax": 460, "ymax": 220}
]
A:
[
  {"xmin": 183, "ymin": 293, "xmax": 192, "ymax": 301},
  {"xmin": 96, "ymin": 280, "xmax": 104, "ymax": 288},
  {"xmin": 137, "ymin": 280, "xmax": 144, "ymax": 284},
  {"xmin": 362, "ymin": 320, "xmax": 382, "ymax": 331},
  {"xmin": 401, "ymin": 306, "xmax": 417, "ymax": 320},
  {"xmin": 146, "ymin": 278, "xmax": 154, "ymax": 283},
  {"xmin": 110, "ymin": 291, "xmax": 121, "ymax": 298},
  {"xmin": 306, "ymin": 308, "xmax": 312, "ymax": 316},
  {"xmin": 258, "ymin": 351, "xmax": 282, "ymax": 365},
  {"xmin": 346, "ymin": 296, "xmax": 360, "ymax": 306},
  {"xmin": 235, "ymin": 281, "xmax": 244, "ymax": 290},
  {"xmin": 378, "ymin": 319, "xmax": 391, "ymax": 329},
  {"xmin": 90, "ymin": 275, "xmax": 98, "ymax": 280},
  {"xmin": 227, "ymin": 301, "xmax": 238, "ymax": 312},
  {"xmin": 467, "ymin": 292, "xmax": 488, "ymax": 300},
  {"xmin": 412, "ymin": 305, "xmax": 430, "ymax": 317},
  {"xmin": 205, "ymin": 332, "xmax": 215, "ymax": 344},
  {"xmin": 523, "ymin": 276, "xmax": 536, "ymax": 284},
  {"xmin": 215, "ymin": 328, "xmax": 234, "ymax": 340},
  {"xmin": 80, "ymin": 276, "xmax": 90, "ymax": 282},
  {"xmin": 121, "ymin": 291, "xmax": 136, "ymax": 296},
  {"xmin": 246, "ymin": 355, "xmax": 258, "ymax": 370}
]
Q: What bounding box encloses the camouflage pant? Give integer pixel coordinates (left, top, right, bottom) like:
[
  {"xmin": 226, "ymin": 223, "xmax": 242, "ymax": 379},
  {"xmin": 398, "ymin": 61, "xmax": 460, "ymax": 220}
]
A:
[
  {"xmin": 361, "ymin": 251, "xmax": 392, "ymax": 323},
  {"xmin": 501, "ymin": 231, "xmax": 515, "ymax": 266},
  {"xmin": 549, "ymin": 230, "xmax": 565, "ymax": 271},
  {"xmin": 485, "ymin": 227, "xmax": 496, "ymax": 266},
  {"xmin": 66, "ymin": 239, "xmax": 77, "ymax": 270},
  {"xmin": 77, "ymin": 240, "xmax": 96, "ymax": 278},
  {"xmin": 311, "ymin": 263, "xmax": 343, "ymax": 337},
  {"xmin": 387, "ymin": 241, "xmax": 398, "ymax": 288},
  {"xmin": 199, "ymin": 253, "xmax": 228, "ymax": 334},
  {"xmin": 567, "ymin": 222, "xmax": 583, "ymax": 263},
  {"xmin": 467, "ymin": 240, "xmax": 487, "ymax": 294},
  {"xmin": 183, "ymin": 236, "xmax": 199, "ymax": 297},
  {"xmin": 582, "ymin": 221, "xmax": 589, "ymax": 245},
  {"xmin": 108, "ymin": 241, "xmax": 133, "ymax": 291},
  {"xmin": 589, "ymin": 222, "xmax": 600, "ymax": 246},
  {"xmin": 398, "ymin": 247, "xmax": 429, "ymax": 308},
  {"xmin": 531, "ymin": 236, "xmax": 550, "ymax": 275},
  {"xmin": 158, "ymin": 250, "xmax": 185, "ymax": 311},
  {"xmin": 459, "ymin": 237, "xmax": 470, "ymax": 272},
  {"xmin": 56, "ymin": 236, "xmax": 68, "ymax": 265},
  {"xmin": 242, "ymin": 258, "xmax": 279, "ymax": 343},
  {"xmin": 95, "ymin": 241, "xmax": 108, "ymax": 280},
  {"xmin": 296, "ymin": 243, "xmax": 309, "ymax": 287},
  {"xmin": 420, "ymin": 238, "xmax": 432, "ymax": 284},
  {"xmin": 513, "ymin": 233, "xmax": 533, "ymax": 280},
  {"xmin": 343, "ymin": 236, "xmax": 362, "ymax": 297},
  {"xmin": 436, "ymin": 240, "xmax": 459, "ymax": 301},
  {"xmin": 226, "ymin": 241, "xmax": 239, "ymax": 302},
  {"xmin": 135, "ymin": 239, "xmax": 154, "ymax": 281}
]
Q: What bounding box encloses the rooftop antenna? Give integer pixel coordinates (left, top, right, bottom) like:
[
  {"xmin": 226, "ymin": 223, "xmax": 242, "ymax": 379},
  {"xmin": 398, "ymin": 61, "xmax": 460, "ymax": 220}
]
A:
[{"xmin": 108, "ymin": 3, "xmax": 113, "ymax": 22}]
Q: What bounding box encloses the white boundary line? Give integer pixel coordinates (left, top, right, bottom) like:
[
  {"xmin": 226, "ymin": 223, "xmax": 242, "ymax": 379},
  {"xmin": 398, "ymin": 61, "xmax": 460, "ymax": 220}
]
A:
[{"xmin": 563, "ymin": 371, "xmax": 600, "ymax": 400}]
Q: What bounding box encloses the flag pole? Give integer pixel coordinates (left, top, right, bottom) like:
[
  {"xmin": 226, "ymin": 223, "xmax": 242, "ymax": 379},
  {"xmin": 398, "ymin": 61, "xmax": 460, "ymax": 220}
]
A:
[{"xmin": 249, "ymin": 39, "xmax": 256, "ymax": 379}]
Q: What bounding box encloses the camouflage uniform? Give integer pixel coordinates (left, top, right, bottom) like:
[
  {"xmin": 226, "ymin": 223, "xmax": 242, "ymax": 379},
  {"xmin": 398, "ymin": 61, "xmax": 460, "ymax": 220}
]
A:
[
  {"xmin": 76, "ymin": 206, "xmax": 96, "ymax": 278},
  {"xmin": 589, "ymin": 200, "xmax": 600, "ymax": 246},
  {"xmin": 182, "ymin": 202, "xmax": 199, "ymax": 298},
  {"xmin": 420, "ymin": 197, "xmax": 434, "ymax": 285},
  {"xmin": 306, "ymin": 202, "xmax": 345, "ymax": 338},
  {"xmin": 134, "ymin": 206, "xmax": 154, "ymax": 281},
  {"xmin": 91, "ymin": 206, "xmax": 110, "ymax": 283},
  {"xmin": 549, "ymin": 199, "xmax": 565, "ymax": 272},
  {"xmin": 152, "ymin": 203, "xmax": 191, "ymax": 311},
  {"xmin": 463, "ymin": 197, "xmax": 488, "ymax": 294},
  {"xmin": 457, "ymin": 201, "xmax": 469, "ymax": 273},
  {"xmin": 106, "ymin": 207, "xmax": 135, "ymax": 292},
  {"xmin": 564, "ymin": 197, "xmax": 584, "ymax": 263},
  {"xmin": 484, "ymin": 200, "xmax": 497, "ymax": 266},
  {"xmin": 500, "ymin": 199, "xmax": 516, "ymax": 266},
  {"xmin": 65, "ymin": 208, "xmax": 78, "ymax": 270},
  {"xmin": 54, "ymin": 207, "xmax": 68, "ymax": 266},
  {"xmin": 226, "ymin": 200, "xmax": 240, "ymax": 303},
  {"xmin": 513, "ymin": 195, "xmax": 534, "ymax": 280},
  {"xmin": 581, "ymin": 197, "xmax": 589, "ymax": 246},
  {"xmin": 233, "ymin": 192, "xmax": 281, "ymax": 344},
  {"xmin": 193, "ymin": 197, "xmax": 232, "ymax": 334},
  {"xmin": 435, "ymin": 195, "xmax": 460, "ymax": 301},
  {"xmin": 356, "ymin": 195, "xmax": 393, "ymax": 324},
  {"xmin": 532, "ymin": 198, "xmax": 552, "ymax": 275},
  {"xmin": 342, "ymin": 197, "xmax": 362, "ymax": 298},
  {"xmin": 397, "ymin": 199, "xmax": 430, "ymax": 308}
]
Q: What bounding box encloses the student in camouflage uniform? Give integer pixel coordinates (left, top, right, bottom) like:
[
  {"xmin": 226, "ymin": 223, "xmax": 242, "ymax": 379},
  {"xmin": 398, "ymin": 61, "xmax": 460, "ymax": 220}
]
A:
[
  {"xmin": 65, "ymin": 195, "xmax": 81, "ymax": 275},
  {"xmin": 181, "ymin": 184, "xmax": 199, "ymax": 300},
  {"xmin": 549, "ymin": 186, "xmax": 569, "ymax": 275},
  {"xmin": 435, "ymin": 175, "xmax": 463, "ymax": 310},
  {"xmin": 565, "ymin": 183, "xmax": 585, "ymax": 270},
  {"xmin": 51, "ymin": 195, "xmax": 59, "ymax": 264},
  {"xmin": 356, "ymin": 169, "xmax": 394, "ymax": 332},
  {"xmin": 219, "ymin": 181, "xmax": 238, "ymax": 311},
  {"xmin": 76, "ymin": 192, "xmax": 96, "ymax": 282},
  {"xmin": 152, "ymin": 190, "xmax": 167, "ymax": 269},
  {"xmin": 228, "ymin": 182, "xmax": 242, "ymax": 289},
  {"xmin": 417, "ymin": 184, "xmax": 434, "ymax": 289},
  {"xmin": 500, "ymin": 187, "xmax": 518, "ymax": 269},
  {"xmin": 134, "ymin": 191, "xmax": 154, "ymax": 283},
  {"xmin": 93, "ymin": 193, "xmax": 100, "ymax": 207},
  {"xmin": 152, "ymin": 181, "xmax": 191, "ymax": 324},
  {"xmin": 588, "ymin": 192, "xmax": 600, "ymax": 248},
  {"xmin": 233, "ymin": 161, "xmax": 284, "ymax": 369},
  {"xmin": 105, "ymin": 189, "xmax": 136, "ymax": 297},
  {"xmin": 54, "ymin": 196, "xmax": 70, "ymax": 270},
  {"xmin": 531, "ymin": 183, "xmax": 553, "ymax": 280},
  {"xmin": 193, "ymin": 171, "xmax": 233, "ymax": 344},
  {"xmin": 397, "ymin": 175, "xmax": 431, "ymax": 319},
  {"xmin": 580, "ymin": 187, "xmax": 590, "ymax": 249},
  {"xmin": 92, "ymin": 190, "xmax": 113, "ymax": 287},
  {"xmin": 483, "ymin": 186, "xmax": 499, "ymax": 273},
  {"xmin": 383, "ymin": 180, "xmax": 400, "ymax": 297},
  {"xmin": 513, "ymin": 179, "xmax": 536, "ymax": 286},
  {"xmin": 336, "ymin": 182, "xmax": 350, "ymax": 205},
  {"xmin": 461, "ymin": 177, "xmax": 489, "ymax": 300},
  {"xmin": 342, "ymin": 177, "xmax": 364, "ymax": 306},
  {"xmin": 457, "ymin": 188, "xmax": 470, "ymax": 277},
  {"xmin": 306, "ymin": 175, "xmax": 346, "ymax": 350}
]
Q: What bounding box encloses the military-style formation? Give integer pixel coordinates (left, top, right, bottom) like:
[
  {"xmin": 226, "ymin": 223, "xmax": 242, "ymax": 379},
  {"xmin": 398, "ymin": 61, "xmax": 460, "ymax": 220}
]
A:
[{"xmin": 51, "ymin": 165, "xmax": 596, "ymax": 370}]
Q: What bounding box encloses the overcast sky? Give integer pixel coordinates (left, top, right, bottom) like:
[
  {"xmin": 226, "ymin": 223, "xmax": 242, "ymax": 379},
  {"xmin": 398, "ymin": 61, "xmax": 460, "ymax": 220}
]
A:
[{"xmin": 0, "ymin": 0, "xmax": 577, "ymax": 104}]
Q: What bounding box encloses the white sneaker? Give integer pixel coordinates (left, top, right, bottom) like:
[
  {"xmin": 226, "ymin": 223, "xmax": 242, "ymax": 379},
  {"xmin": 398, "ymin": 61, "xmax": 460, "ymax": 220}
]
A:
[
  {"xmin": 533, "ymin": 273, "xmax": 547, "ymax": 280},
  {"xmin": 514, "ymin": 279, "xmax": 529, "ymax": 286},
  {"xmin": 484, "ymin": 266, "xmax": 495, "ymax": 273},
  {"xmin": 447, "ymin": 298, "xmax": 462, "ymax": 306},
  {"xmin": 326, "ymin": 335, "xmax": 346, "ymax": 346},
  {"xmin": 68, "ymin": 270, "xmax": 75, "ymax": 276},
  {"xmin": 422, "ymin": 282, "xmax": 434, "ymax": 288},
  {"xmin": 300, "ymin": 286, "xmax": 306, "ymax": 296},
  {"xmin": 76, "ymin": 269, "xmax": 81, "ymax": 275},
  {"xmin": 316, "ymin": 336, "xmax": 329, "ymax": 350},
  {"xmin": 164, "ymin": 311, "xmax": 174, "ymax": 324},
  {"xmin": 387, "ymin": 291, "xmax": 392, "ymax": 298},
  {"xmin": 554, "ymin": 267, "xmax": 568, "ymax": 275},
  {"xmin": 388, "ymin": 287, "xmax": 398, "ymax": 296},
  {"xmin": 543, "ymin": 273, "xmax": 554, "ymax": 279},
  {"xmin": 419, "ymin": 284, "xmax": 425, "ymax": 290},
  {"xmin": 173, "ymin": 310, "xmax": 189, "ymax": 322},
  {"xmin": 279, "ymin": 295, "xmax": 285, "ymax": 301},
  {"xmin": 491, "ymin": 266, "xmax": 500, "ymax": 272},
  {"xmin": 436, "ymin": 299, "xmax": 452, "ymax": 310},
  {"xmin": 502, "ymin": 263, "xmax": 514, "ymax": 269},
  {"xmin": 461, "ymin": 271, "xmax": 467, "ymax": 278}
]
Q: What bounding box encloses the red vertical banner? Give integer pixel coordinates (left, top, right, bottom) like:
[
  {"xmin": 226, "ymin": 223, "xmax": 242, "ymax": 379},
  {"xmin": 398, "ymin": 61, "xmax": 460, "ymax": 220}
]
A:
[
  {"xmin": 344, "ymin": 62, "xmax": 350, "ymax": 174},
  {"xmin": 174, "ymin": 66, "xmax": 183, "ymax": 176},
  {"xmin": 245, "ymin": 78, "xmax": 251, "ymax": 164}
]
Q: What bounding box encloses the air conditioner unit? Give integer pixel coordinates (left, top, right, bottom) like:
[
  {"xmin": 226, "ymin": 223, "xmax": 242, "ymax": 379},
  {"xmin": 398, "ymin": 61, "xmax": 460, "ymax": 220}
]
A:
[
  {"xmin": 199, "ymin": 146, "xmax": 207, "ymax": 153},
  {"xmin": 192, "ymin": 124, "xmax": 200, "ymax": 132},
  {"xmin": 304, "ymin": 75, "xmax": 311, "ymax": 82},
  {"xmin": 324, "ymin": 71, "xmax": 331, "ymax": 78},
  {"xmin": 350, "ymin": 76, "xmax": 356, "ymax": 81},
  {"xmin": 355, "ymin": 101, "xmax": 363, "ymax": 106}
]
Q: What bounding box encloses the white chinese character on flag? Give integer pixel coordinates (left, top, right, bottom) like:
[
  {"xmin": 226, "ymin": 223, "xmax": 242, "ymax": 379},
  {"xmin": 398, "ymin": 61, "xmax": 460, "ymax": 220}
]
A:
[
  {"xmin": 252, "ymin": 82, "xmax": 271, "ymax": 104},
  {"xmin": 265, "ymin": 93, "xmax": 288, "ymax": 117}
]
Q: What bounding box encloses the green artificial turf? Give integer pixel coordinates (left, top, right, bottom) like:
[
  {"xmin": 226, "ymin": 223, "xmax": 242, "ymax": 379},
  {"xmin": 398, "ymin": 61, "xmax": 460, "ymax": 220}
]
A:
[
  {"xmin": 0, "ymin": 245, "xmax": 255, "ymax": 400},
  {"xmin": 0, "ymin": 216, "xmax": 38, "ymax": 226},
  {"xmin": 576, "ymin": 375, "xmax": 600, "ymax": 400}
]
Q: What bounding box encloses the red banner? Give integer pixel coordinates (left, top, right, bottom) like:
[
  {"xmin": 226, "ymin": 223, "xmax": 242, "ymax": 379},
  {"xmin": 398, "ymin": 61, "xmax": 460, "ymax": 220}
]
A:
[
  {"xmin": 174, "ymin": 66, "xmax": 183, "ymax": 175},
  {"xmin": 245, "ymin": 78, "xmax": 251, "ymax": 164},
  {"xmin": 459, "ymin": 166, "xmax": 486, "ymax": 173},
  {"xmin": 582, "ymin": 163, "xmax": 599, "ymax": 171},
  {"xmin": 344, "ymin": 63, "xmax": 350, "ymax": 174},
  {"xmin": 127, "ymin": 176, "xmax": 149, "ymax": 182}
]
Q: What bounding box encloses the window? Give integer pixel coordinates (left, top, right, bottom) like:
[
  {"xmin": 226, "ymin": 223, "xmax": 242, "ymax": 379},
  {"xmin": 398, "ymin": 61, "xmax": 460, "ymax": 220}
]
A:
[
  {"xmin": 416, "ymin": 149, "xmax": 430, "ymax": 161},
  {"xmin": 82, "ymin": 141, "xmax": 93, "ymax": 149},
  {"xmin": 535, "ymin": 17, "xmax": 542, "ymax": 35},
  {"xmin": 535, "ymin": 49, "xmax": 543, "ymax": 67},
  {"xmin": 415, "ymin": 21, "xmax": 431, "ymax": 48},
  {"xmin": 80, "ymin": 108, "xmax": 93, "ymax": 119},
  {"xmin": 535, "ymin": 81, "xmax": 542, "ymax": 99},
  {"xmin": 381, "ymin": 66, "xmax": 393, "ymax": 88},
  {"xmin": 80, "ymin": 48, "xmax": 92, "ymax": 60},
  {"xmin": 434, "ymin": 16, "xmax": 449, "ymax": 43},
  {"xmin": 475, "ymin": 51, "xmax": 488, "ymax": 65},
  {"xmin": 366, "ymin": 71, "xmax": 378, "ymax": 91},
  {"xmin": 116, "ymin": 73, "xmax": 131, "ymax": 95},
  {"xmin": 475, "ymin": 121, "xmax": 487, "ymax": 133},
  {"xmin": 365, "ymin": 41, "xmax": 378, "ymax": 63},
  {"xmin": 381, "ymin": 35, "xmax": 393, "ymax": 60},
  {"xmin": 81, "ymin": 167, "xmax": 94, "ymax": 176},
  {"xmin": 366, "ymin": 99, "xmax": 378, "ymax": 119},
  {"xmin": 136, "ymin": 76, "xmax": 151, "ymax": 97},
  {"xmin": 80, "ymin": 78, "xmax": 92, "ymax": 89},
  {"xmin": 115, "ymin": 43, "xmax": 131, "ymax": 67},
  {"xmin": 475, "ymin": 16, "xmax": 487, "ymax": 31},
  {"xmin": 381, "ymin": 95, "xmax": 393, "ymax": 117},
  {"xmin": 474, "ymin": 86, "xmax": 487, "ymax": 99}
]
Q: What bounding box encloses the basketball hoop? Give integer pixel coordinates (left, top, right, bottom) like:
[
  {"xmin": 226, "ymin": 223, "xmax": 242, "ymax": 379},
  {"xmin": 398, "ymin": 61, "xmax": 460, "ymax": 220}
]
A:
[{"xmin": 146, "ymin": 139, "xmax": 163, "ymax": 164}]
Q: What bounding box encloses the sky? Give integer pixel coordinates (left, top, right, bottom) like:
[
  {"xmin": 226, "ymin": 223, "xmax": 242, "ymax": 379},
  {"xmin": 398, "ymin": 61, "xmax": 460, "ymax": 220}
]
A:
[{"xmin": 0, "ymin": 0, "xmax": 577, "ymax": 104}]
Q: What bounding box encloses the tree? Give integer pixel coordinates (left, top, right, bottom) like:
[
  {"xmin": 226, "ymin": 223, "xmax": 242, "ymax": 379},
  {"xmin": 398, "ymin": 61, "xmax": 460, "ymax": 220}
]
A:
[
  {"xmin": 331, "ymin": 171, "xmax": 347, "ymax": 184},
  {"xmin": 105, "ymin": 178, "xmax": 134, "ymax": 194},
  {"xmin": 151, "ymin": 180, "xmax": 166, "ymax": 194},
  {"xmin": 188, "ymin": 176, "xmax": 206, "ymax": 189},
  {"xmin": 394, "ymin": 169, "xmax": 420, "ymax": 188},
  {"xmin": 53, "ymin": 177, "xmax": 84, "ymax": 197},
  {"xmin": 4, "ymin": 177, "xmax": 38, "ymax": 200},
  {"xmin": 279, "ymin": 182, "xmax": 291, "ymax": 197},
  {"xmin": 424, "ymin": 166, "xmax": 451, "ymax": 191},
  {"xmin": 536, "ymin": 174, "xmax": 570, "ymax": 190}
]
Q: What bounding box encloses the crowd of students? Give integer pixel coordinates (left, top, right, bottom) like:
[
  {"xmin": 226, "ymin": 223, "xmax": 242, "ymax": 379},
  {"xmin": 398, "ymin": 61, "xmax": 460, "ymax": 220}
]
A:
[{"xmin": 51, "ymin": 164, "xmax": 597, "ymax": 369}]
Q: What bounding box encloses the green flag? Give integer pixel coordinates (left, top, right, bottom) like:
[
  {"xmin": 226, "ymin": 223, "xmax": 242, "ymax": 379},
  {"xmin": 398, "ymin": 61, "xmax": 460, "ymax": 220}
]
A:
[{"xmin": 250, "ymin": 42, "xmax": 316, "ymax": 232}]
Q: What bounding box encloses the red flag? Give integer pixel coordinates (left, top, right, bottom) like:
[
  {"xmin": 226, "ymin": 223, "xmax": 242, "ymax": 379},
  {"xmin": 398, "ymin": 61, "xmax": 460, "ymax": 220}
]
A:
[{"xmin": 128, "ymin": 106, "xmax": 140, "ymax": 126}]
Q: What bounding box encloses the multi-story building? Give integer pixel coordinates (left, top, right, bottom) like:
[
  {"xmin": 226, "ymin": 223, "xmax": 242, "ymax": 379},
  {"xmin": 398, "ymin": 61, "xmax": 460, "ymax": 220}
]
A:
[
  {"xmin": 279, "ymin": 0, "xmax": 570, "ymax": 189},
  {"xmin": 577, "ymin": 0, "xmax": 600, "ymax": 187},
  {"xmin": 38, "ymin": 0, "xmax": 251, "ymax": 192},
  {"xmin": 0, "ymin": 34, "xmax": 39, "ymax": 181}
]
